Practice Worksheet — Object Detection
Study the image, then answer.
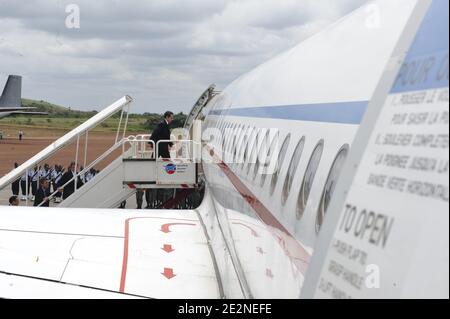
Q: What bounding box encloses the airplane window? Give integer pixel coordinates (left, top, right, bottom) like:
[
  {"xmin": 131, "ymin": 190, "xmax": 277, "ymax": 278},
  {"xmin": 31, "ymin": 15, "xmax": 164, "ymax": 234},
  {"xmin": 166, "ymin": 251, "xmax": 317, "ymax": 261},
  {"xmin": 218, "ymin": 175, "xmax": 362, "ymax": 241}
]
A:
[
  {"xmin": 225, "ymin": 122, "xmax": 232, "ymax": 135},
  {"xmin": 225, "ymin": 123, "xmax": 236, "ymax": 159},
  {"xmin": 222, "ymin": 121, "xmax": 227, "ymax": 132},
  {"xmin": 247, "ymin": 128, "xmax": 259, "ymax": 175},
  {"xmin": 270, "ymin": 134, "xmax": 291, "ymax": 195},
  {"xmin": 281, "ymin": 137, "xmax": 305, "ymax": 205},
  {"xmin": 232, "ymin": 125, "xmax": 243, "ymax": 165},
  {"xmin": 296, "ymin": 139, "xmax": 324, "ymax": 220},
  {"xmin": 220, "ymin": 123, "xmax": 224, "ymax": 145},
  {"xmin": 218, "ymin": 120, "xmax": 224, "ymax": 133},
  {"xmin": 227, "ymin": 124, "xmax": 235, "ymax": 151},
  {"xmin": 225, "ymin": 123, "xmax": 233, "ymax": 148},
  {"xmin": 242, "ymin": 127, "xmax": 255, "ymax": 169},
  {"xmin": 236, "ymin": 126, "xmax": 251, "ymax": 166},
  {"xmin": 232, "ymin": 124, "xmax": 241, "ymax": 148},
  {"xmin": 237, "ymin": 126, "xmax": 248, "ymax": 165},
  {"xmin": 246, "ymin": 128, "xmax": 258, "ymax": 174},
  {"xmin": 234, "ymin": 126, "xmax": 244, "ymax": 164},
  {"xmin": 226, "ymin": 123, "xmax": 235, "ymax": 158},
  {"xmin": 315, "ymin": 144, "xmax": 349, "ymax": 232},
  {"xmin": 253, "ymin": 130, "xmax": 269, "ymax": 180},
  {"xmin": 213, "ymin": 122, "xmax": 222, "ymax": 147},
  {"xmin": 222, "ymin": 123, "xmax": 230, "ymax": 155},
  {"xmin": 260, "ymin": 133, "xmax": 279, "ymax": 187}
]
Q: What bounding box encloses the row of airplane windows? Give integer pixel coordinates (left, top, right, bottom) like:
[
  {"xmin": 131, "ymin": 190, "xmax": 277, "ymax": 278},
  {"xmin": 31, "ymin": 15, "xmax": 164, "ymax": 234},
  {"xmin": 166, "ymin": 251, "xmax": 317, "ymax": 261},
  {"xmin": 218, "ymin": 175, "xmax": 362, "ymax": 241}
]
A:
[{"xmin": 213, "ymin": 119, "xmax": 349, "ymax": 233}]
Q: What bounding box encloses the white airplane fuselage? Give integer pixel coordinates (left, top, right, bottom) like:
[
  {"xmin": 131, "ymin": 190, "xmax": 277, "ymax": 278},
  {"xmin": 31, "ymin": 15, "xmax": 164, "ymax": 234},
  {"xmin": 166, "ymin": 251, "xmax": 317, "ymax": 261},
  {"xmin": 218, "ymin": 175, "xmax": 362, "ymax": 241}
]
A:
[{"xmin": 196, "ymin": 0, "xmax": 420, "ymax": 297}]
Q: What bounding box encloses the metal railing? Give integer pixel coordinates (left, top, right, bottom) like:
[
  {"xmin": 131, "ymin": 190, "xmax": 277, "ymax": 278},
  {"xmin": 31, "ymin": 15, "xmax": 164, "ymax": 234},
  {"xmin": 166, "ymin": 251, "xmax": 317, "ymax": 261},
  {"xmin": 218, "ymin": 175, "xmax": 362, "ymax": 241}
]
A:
[
  {"xmin": 122, "ymin": 136, "xmax": 200, "ymax": 161},
  {"xmin": 38, "ymin": 138, "xmax": 130, "ymax": 206},
  {"xmin": 37, "ymin": 136, "xmax": 199, "ymax": 206},
  {"xmin": 122, "ymin": 135, "xmax": 155, "ymax": 159},
  {"xmin": 156, "ymin": 139, "xmax": 200, "ymax": 161},
  {"xmin": 0, "ymin": 96, "xmax": 133, "ymax": 206}
]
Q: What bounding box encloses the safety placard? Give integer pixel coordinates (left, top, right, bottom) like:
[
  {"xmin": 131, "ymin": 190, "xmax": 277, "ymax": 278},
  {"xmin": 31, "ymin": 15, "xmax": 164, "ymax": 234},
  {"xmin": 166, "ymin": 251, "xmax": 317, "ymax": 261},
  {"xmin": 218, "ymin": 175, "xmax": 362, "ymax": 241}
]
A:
[{"xmin": 310, "ymin": 0, "xmax": 449, "ymax": 299}]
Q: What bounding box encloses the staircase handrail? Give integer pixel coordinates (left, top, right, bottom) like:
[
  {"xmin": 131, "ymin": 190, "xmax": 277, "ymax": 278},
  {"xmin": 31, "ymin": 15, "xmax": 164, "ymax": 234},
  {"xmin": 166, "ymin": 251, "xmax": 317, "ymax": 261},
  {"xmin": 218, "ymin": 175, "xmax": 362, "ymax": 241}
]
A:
[{"xmin": 0, "ymin": 96, "xmax": 133, "ymax": 191}]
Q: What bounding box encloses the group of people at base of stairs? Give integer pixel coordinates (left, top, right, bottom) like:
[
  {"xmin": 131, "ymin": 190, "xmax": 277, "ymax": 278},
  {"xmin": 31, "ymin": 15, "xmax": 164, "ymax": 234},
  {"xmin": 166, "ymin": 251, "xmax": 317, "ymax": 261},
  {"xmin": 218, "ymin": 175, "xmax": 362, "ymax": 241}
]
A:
[
  {"xmin": 9, "ymin": 161, "xmax": 99, "ymax": 207},
  {"xmin": 9, "ymin": 112, "xmax": 175, "ymax": 209}
]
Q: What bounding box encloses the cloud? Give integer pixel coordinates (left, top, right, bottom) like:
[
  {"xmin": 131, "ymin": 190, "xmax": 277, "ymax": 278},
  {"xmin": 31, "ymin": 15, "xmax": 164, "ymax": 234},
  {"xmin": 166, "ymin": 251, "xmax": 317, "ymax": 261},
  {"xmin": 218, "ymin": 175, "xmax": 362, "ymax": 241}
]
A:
[{"xmin": 0, "ymin": 0, "xmax": 368, "ymax": 113}]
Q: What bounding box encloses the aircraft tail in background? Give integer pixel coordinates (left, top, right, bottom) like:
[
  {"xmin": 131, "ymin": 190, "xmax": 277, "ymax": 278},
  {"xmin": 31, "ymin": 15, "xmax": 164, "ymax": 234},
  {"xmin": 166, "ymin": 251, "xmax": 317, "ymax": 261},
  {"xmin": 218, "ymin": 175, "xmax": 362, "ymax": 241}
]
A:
[
  {"xmin": 0, "ymin": 75, "xmax": 48, "ymax": 118},
  {"xmin": 0, "ymin": 75, "xmax": 22, "ymax": 109}
]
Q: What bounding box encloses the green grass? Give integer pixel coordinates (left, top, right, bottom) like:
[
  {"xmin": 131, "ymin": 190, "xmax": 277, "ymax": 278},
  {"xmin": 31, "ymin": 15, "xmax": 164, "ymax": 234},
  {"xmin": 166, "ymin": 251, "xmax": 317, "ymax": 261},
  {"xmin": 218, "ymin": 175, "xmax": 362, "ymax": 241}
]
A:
[
  {"xmin": 0, "ymin": 98, "xmax": 187, "ymax": 133},
  {"xmin": 0, "ymin": 116, "xmax": 148, "ymax": 133},
  {"xmin": 21, "ymin": 98, "xmax": 68, "ymax": 113}
]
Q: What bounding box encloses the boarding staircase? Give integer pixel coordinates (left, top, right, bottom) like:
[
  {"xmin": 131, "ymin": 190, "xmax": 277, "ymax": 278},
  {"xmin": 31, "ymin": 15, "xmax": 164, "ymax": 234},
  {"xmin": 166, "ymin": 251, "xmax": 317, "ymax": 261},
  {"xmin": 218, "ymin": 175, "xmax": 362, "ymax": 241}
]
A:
[
  {"xmin": 59, "ymin": 136, "xmax": 200, "ymax": 208},
  {"xmin": 0, "ymin": 85, "xmax": 218, "ymax": 209}
]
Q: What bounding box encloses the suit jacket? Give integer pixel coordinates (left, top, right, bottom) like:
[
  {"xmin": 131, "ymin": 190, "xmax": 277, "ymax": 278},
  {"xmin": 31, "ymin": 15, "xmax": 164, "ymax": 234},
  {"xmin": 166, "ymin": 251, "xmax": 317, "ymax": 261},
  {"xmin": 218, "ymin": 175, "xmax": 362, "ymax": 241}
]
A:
[
  {"xmin": 34, "ymin": 187, "xmax": 51, "ymax": 207},
  {"xmin": 58, "ymin": 170, "xmax": 75, "ymax": 199},
  {"xmin": 11, "ymin": 177, "xmax": 20, "ymax": 189},
  {"xmin": 150, "ymin": 120, "xmax": 173, "ymax": 158}
]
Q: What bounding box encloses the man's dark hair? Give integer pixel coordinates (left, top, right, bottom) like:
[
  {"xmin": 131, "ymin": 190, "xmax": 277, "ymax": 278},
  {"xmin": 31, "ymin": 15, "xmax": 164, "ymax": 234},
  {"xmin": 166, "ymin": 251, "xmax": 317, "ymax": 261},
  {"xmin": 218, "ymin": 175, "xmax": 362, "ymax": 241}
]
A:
[
  {"xmin": 9, "ymin": 196, "xmax": 18, "ymax": 205},
  {"xmin": 39, "ymin": 177, "xmax": 47, "ymax": 185},
  {"xmin": 164, "ymin": 111, "xmax": 174, "ymax": 119}
]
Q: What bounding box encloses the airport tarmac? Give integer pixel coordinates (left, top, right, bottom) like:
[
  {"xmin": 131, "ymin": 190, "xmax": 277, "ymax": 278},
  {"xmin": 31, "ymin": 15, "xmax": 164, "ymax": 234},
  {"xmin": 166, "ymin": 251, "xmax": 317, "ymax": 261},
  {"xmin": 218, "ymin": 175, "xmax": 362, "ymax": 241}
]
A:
[
  {"xmin": 0, "ymin": 131, "xmax": 143, "ymax": 207},
  {"xmin": 0, "ymin": 132, "xmax": 124, "ymax": 177}
]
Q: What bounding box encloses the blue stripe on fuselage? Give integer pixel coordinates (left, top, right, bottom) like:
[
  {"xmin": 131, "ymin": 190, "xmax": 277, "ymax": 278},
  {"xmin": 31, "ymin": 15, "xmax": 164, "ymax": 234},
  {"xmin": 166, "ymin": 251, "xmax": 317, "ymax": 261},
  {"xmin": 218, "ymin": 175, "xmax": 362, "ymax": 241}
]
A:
[{"xmin": 209, "ymin": 101, "xmax": 368, "ymax": 124}]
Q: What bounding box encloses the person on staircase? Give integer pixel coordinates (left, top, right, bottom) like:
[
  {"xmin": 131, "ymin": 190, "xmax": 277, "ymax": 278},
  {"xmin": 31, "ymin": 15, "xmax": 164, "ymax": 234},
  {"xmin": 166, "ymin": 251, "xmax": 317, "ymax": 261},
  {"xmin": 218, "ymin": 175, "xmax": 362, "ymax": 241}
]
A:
[
  {"xmin": 34, "ymin": 178, "xmax": 51, "ymax": 207},
  {"xmin": 20, "ymin": 171, "xmax": 28, "ymax": 201},
  {"xmin": 58, "ymin": 162, "xmax": 77, "ymax": 200},
  {"xmin": 11, "ymin": 162, "xmax": 20, "ymax": 197},
  {"xmin": 149, "ymin": 111, "xmax": 174, "ymax": 159},
  {"xmin": 30, "ymin": 166, "xmax": 40, "ymax": 201},
  {"xmin": 53, "ymin": 165, "xmax": 64, "ymax": 203}
]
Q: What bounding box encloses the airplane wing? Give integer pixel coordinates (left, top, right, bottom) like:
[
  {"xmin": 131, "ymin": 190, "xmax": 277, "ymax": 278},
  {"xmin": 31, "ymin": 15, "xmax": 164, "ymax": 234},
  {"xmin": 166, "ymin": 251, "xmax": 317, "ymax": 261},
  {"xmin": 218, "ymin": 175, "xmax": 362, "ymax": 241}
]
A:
[
  {"xmin": 0, "ymin": 206, "xmax": 221, "ymax": 299},
  {"xmin": 7, "ymin": 111, "xmax": 49, "ymax": 115},
  {"xmin": 0, "ymin": 107, "xmax": 38, "ymax": 112}
]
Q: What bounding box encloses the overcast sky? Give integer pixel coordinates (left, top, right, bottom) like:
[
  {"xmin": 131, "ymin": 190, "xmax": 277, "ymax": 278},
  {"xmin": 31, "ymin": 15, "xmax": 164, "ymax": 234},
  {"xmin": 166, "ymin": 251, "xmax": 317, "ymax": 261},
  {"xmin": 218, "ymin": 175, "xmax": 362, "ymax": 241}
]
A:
[{"xmin": 0, "ymin": 0, "xmax": 368, "ymax": 114}]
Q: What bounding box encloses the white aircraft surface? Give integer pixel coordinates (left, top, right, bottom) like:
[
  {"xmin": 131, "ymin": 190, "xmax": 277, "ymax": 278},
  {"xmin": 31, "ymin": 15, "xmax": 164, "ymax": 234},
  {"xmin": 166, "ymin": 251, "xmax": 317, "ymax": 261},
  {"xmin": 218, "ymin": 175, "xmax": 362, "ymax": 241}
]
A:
[{"xmin": 0, "ymin": 0, "xmax": 448, "ymax": 299}]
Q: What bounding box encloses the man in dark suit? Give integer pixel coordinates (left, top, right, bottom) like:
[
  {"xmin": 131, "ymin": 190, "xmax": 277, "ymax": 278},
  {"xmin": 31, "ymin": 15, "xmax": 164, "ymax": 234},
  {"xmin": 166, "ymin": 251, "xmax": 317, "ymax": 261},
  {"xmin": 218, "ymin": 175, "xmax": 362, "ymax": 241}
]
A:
[
  {"xmin": 34, "ymin": 178, "xmax": 51, "ymax": 207},
  {"xmin": 150, "ymin": 111, "xmax": 174, "ymax": 158},
  {"xmin": 58, "ymin": 161, "xmax": 76, "ymax": 200},
  {"xmin": 11, "ymin": 162, "xmax": 20, "ymax": 196}
]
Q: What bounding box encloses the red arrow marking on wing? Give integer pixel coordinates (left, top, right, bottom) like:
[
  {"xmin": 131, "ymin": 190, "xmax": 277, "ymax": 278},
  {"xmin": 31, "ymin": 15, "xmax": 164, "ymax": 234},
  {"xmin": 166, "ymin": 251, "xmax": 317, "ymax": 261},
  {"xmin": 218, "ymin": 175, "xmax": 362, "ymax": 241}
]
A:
[
  {"xmin": 160, "ymin": 223, "xmax": 196, "ymax": 233},
  {"xmin": 162, "ymin": 244, "xmax": 175, "ymax": 253},
  {"xmin": 232, "ymin": 222, "xmax": 259, "ymax": 237},
  {"xmin": 120, "ymin": 217, "xmax": 198, "ymax": 293},
  {"xmin": 162, "ymin": 268, "xmax": 176, "ymax": 280}
]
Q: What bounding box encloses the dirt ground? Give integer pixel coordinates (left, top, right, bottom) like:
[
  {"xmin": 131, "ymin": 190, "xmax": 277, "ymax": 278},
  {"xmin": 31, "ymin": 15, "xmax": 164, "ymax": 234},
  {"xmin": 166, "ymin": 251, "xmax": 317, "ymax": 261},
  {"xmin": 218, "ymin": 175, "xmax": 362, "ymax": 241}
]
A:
[{"xmin": 0, "ymin": 128, "xmax": 141, "ymax": 177}]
